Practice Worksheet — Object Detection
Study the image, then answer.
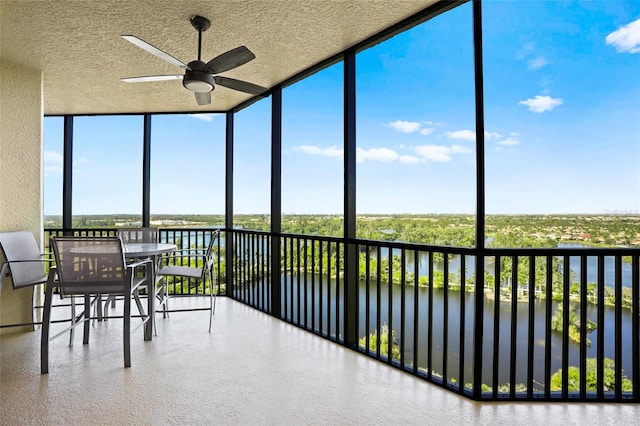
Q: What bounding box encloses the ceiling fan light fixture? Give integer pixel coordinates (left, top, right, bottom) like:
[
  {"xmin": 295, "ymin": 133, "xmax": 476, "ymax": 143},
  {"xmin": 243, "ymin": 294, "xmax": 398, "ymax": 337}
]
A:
[
  {"xmin": 121, "ymin": 16, "xmax": 267, "ymax": 105},
  {"xmin": 183, "ymin": 69, "xmax": 215, "ymax": 92}
]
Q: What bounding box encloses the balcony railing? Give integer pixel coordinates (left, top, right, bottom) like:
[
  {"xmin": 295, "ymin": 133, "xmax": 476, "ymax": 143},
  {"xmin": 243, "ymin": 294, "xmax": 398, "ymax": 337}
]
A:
[
  {"xmin": 230, "ymin": 228, "xmax": 639, "ymax": 402},
  {"xmin": 43, "ymin": 227, "xmax": 639, "ymax": 402}
]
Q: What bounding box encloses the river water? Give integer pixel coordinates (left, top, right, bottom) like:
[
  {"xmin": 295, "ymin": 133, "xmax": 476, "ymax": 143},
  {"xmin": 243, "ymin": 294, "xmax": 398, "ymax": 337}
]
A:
[{"xmin": 279, "ymin": 273, "xmax": 636, "ymax": 390}]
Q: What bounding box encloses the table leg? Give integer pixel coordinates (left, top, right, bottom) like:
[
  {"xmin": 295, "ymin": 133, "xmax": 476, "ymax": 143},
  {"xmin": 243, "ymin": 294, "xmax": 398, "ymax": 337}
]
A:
[{"xmin": 144, "ymin": 255, "xmax": 156, "ymax": 341}]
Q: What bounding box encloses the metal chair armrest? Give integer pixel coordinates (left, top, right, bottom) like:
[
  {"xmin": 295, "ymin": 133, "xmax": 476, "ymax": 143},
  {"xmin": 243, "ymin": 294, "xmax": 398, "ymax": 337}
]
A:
[
  {"xmin": 126, "ymin": 258, "xmax": 153, "ymax": 269},
  {"xmin": 168, "ymin": 248, "xmax": 206, "ymax": 255}
]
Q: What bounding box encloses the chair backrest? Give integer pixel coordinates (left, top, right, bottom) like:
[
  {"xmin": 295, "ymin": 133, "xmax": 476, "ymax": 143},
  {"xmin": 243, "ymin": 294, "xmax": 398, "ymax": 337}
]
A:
[
  {"xmin": 0, "ymin": 231, "xmax": 47, "ymax": 289},
  {"xmin": 117, "ymin": 227, "xmax": 159, "ymax": 244},
  {"xmin": 204, "ymin": 230, "xmax": 220, "ymax": 271},
  {"xmin": 51, "ymin": 236, "xmax": 127, "ymax": 288}
]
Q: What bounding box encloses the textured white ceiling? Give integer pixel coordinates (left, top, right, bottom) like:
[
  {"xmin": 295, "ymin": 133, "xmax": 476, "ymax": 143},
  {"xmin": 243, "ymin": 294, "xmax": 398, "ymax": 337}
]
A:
[{"xmin": 0, "ymin": 0, "xmax": 439, "ymax": 115}]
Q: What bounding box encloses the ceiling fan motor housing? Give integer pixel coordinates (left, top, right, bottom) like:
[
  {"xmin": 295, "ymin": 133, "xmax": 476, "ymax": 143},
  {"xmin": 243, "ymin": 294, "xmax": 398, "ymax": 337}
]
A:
[{"xmin": 183, "ymin": 60, "xmax": 215, "ymax": 92}]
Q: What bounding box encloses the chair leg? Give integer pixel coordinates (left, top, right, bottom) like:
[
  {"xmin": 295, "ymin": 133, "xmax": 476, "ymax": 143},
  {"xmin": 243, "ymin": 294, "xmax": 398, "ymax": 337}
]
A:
[
  {"xmin": 41, "ymin": 284, "xmax": 54, "ymax": 374},
  {"xmin": 69, "ymin": 295, "xmax": 76, "ymax": 347},
  {"xmin": 83, "ymin": 295, "xmax": 90, "ymax": 344},
  {"xmin": 123, "ymin": 290, "xmax": 131, "ymax": 368},
  {"xmin": 133, "ymin": 291, "xmax": 155, "ymax": 336},
  {"xmin": 161, "ymin": 278, "xmax": 169, "ymax": 318},
  {"xmin": 96, "ymin": 294, "xmax": 104, "ymax": 322},
  {"xmin": 208, "ymin": 269, "xmax": 214, "ymax": 333}
]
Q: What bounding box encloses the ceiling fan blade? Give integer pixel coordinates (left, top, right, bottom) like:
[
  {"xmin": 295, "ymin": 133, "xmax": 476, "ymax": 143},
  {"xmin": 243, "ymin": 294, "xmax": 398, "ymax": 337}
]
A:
[
  {"xmin": 214, "ymin": 76, "xmax": 268, "ymax": 96},
  {"xmin": 121, "ymin": 75, "xmax": 183, "ymax": 83},
  {"xmin": 206, "ymin": 46, "xmax": 255, "ymax": 74},
  {"xmin": 122, "ymin": 35, "xmax": 188, "ymax": 70},
  {"xmin": 194, "ymin": 91, "xmax": 211, "ymax": 106}
]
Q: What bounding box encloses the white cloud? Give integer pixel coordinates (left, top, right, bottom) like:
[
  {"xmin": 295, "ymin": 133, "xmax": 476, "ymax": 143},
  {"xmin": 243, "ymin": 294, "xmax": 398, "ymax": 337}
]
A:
[
  {"xmin": 527, "ymin": 56, "xmax": 549, "ymax": 70},
  {"xmin": 357, "ymin": 147, "xmax": 399, "ymax": 162},
  {"xmin": 294, "ymin": 145, "xmax": 343, "ymax": 158},
  {"xmin": 519, "ymin": 95, "xmax": 564, "ymax": 112},
  {"xmin": 415, "ymin": 145, "xmax": 453, "ymax": 162},
  {"xmin": 451, "ymin": 144, "xmax": 472, "ymax": 154},
  {"xmin": 484, "ymin": 131, "xmax": 502, "ymax": 140},
  {"xmin": 44, "ymin": 151, "xmax": 63, "ymax": 175},
  {"xmin": 399, "ymin": 155, "xmax": 424, "ymax": 164},
  {"xmin": 446, "ymin": 129, "xmax": 476, "ymax": 141},
  {"xmin": 387, "ymin": 120, "xmax": 421, "ymax": 133},
  {"xmin": 188, "ymin": 113, "xmax": 217, "ymax": 122},
  {"xmin": 498, "ymin": 137, "xmax": 520, "ymax": 146},
  {"xmin": 516, "ymin": 42, "xmax": 535, "ymax": 59},
  {"xmin": 606, "ymin": 18, "xmax": 640, "ymax": 54},
  {"xmin": 294, "ymin": 141, "xmax": 473, "ymax": 165},
  {"xmin": 419, "ymin": 127, "xmax": 434, "ymax": 136},
  {"xmin": 44, "ymin": 150, "xmax": 63, "ymax": 166}
]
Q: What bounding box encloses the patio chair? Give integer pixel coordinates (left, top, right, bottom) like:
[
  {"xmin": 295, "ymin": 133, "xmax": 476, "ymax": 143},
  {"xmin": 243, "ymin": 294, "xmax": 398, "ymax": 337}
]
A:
[
  {"xmin": 0, "ymin": 231, "xmax": 50, "ymax": 322},
  {"xmin": 113, "ymin": 227, "xmax": 159, "ymax": 301},
  {"xmin": 0, "ymin": 231, "xmax": 49, "ymax": 290},
  {"xmin": 41, "ymin": 236, "xmax": 151, "ymax": 373},
  {"xmin": 157, "ymin": 229, "xmax": 220, "ymax": 332}
]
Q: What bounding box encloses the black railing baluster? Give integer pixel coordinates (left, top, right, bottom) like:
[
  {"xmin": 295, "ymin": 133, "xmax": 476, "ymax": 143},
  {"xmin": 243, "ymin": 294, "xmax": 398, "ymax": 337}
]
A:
[
  {"xmin": 292, "ymin": 237, "xmax": 297, "ymax": 323},
  {"xmin": 597, "ymin": 255, "xmax": 605, "ymax": 399},
  {"xmin": 296, "ymin": 237, "xmax": 301, "ymax": 325},
  {"xmin": 615, "ymin": 255, "xmax": 622, "ymax": 400},
  {"xmin": 414, "ymin": 249, "xmax": 420, "ymax": 375},
  {"xmin": 443, "ymin": 252, "xmax": 449, "ymax": 385},
  {"xmin": 311, "ymin": 240, "xmax": 316, "ymax": 332},
  {"xmin": 579, "ymin": 255, "xmax": 587, "ymax": 399},
  {"xmin": 266, "ymin": 234, "xmax": 271, "ymax": 312},
  {"xmin": 387, "ymin": 247, "xmax": 393, "ymax": 365},
  {"xmin": 338, "ymin": 241, "xmax": 342, "ymax": 341},
  {"xmin": 365, "ymin": 244, "xmax": 371, "ymax": 354},
  {"xmin": 319, "ymin": 240, "xmax": 324, "ymax": 337},
  {"xmin": 527, "ymin": 255, "xmax": 535, "ymax": 398},
  {"xmin": 562, "ymin": 255, "xmax": 570, "ymax": 399},
  {"xmin": 427, "ymin": 250, "xmax": 433, "ymax": 381},
  {"xmin": 376, "ymin": 245, "xmax": 382, "ymax": 359},
  {"xmin": 596, "ymin": 255, "xmax": 605, "ymax": 399},
  {"xmin": 459, "ymin": 254, "xmax": 466, "ymax": 394},
  {"xmin": 304, "ymin": 238, "xmax": 308, "ymax": 328},
  {"xmin": 510, "ymin": 255, "xmax": 518, "ymax": 398},
  {"xmin": 544, "ymin": 255, "xmax": 552, "ymax": 399},
  {"xmin": 249, "ymin": 233, "xmax": 254, "ymax": 305},
  {"xmin": 283, "ymin": 236, "xmax": 288, "ymax": 321},
  {"xmin": 327, "ymin": 242, "xmax": 332, "ymax": 339},
  {"xmin": 633, "ymin": 254, "xmax": 639, "ymax": 401},
  {"xmin": 493, "ymin": 255, "xmax": 501, "ymax": 398},
  {"xmin": 400, "ymin": 248, "xmax": 406, "ymax": 369}
]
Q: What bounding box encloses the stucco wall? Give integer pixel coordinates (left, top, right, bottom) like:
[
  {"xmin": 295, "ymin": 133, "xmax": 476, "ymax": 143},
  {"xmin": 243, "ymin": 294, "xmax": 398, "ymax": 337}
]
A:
[{"xmin": 0, "ymin": 59, "xmax": 44, "ymax": 334}]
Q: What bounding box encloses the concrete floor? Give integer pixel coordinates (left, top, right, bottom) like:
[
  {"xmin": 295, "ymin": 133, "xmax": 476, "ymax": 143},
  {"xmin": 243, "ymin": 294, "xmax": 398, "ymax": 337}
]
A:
[{"xmin": 1, "ymin": 296, "xmax": 638, "ymax": 426}]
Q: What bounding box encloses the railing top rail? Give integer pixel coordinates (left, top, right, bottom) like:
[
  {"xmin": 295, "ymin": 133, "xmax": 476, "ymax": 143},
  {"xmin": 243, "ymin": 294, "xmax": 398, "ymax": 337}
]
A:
[
  {"xmin": 46, "ymin": 228, "xmax": 639, "ymax": 256},
  {"xmin": 484, "ymin": 247, "xmax": 640, "ymax": 256}
]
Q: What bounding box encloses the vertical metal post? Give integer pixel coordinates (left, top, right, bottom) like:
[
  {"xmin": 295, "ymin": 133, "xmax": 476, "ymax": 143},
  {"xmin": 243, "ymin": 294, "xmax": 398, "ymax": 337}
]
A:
[
  {"xmin": 472, "ymin": 0, "xmax": 486, "ymax": 400},
  {"xmin": 271, "ymin": 86, "xmax": 283, "ymax": 319},
  {"xmin": 142, "ymin": 114, "xmax": 151, "ymax": 227},
  {"xmin": 225, "ymin": 112, "xmax": 234, "ymax": 297},
  {"xmin": 62, "ymin": 115, "xmax": 73, "ymax": 234},
  {"xmin": 344, "ymin": 48, "xmax": 358, "ymax": 348}
]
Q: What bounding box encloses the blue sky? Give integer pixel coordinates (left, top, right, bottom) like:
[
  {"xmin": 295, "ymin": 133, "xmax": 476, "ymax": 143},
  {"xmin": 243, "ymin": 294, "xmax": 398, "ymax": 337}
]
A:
[{"xmin": 44, "ymin": 1, "xmax": 640, "ymax": 216}]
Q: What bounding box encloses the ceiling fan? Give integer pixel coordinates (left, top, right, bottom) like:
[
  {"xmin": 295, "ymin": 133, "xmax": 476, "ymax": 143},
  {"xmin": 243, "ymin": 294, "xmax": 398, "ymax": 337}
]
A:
[{"xmin": 121, "ymin": 15, "xmax": 268, "ymax": 106}]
